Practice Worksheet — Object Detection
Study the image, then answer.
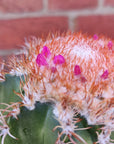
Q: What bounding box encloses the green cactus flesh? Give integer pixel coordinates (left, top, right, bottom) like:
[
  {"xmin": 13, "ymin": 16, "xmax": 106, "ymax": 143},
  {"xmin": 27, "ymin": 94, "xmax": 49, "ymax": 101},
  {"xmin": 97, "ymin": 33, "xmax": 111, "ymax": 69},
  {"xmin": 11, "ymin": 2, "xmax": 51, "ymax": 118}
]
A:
[{"xmin": 0, "ymin": 75, "xmax": 105, "ymax": 144}]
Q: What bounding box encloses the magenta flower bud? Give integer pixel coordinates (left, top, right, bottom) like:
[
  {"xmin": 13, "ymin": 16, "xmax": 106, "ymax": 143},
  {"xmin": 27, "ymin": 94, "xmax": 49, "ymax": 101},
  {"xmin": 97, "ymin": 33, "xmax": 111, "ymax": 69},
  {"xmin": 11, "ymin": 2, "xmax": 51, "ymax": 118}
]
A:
[
  {"xmin": 74, "ymin": 65, "xmax": 81, "ymax": 75},
  {"xmin": 101, "ymin": 70, "xmax": 108, "ymax": 79},
  {"xmin": 81, "ymin": 76, "xmax": 87, "ymax": 83},
  {"xmin": 51, "ymin": 67, "xmax": 57, "ymax": 73},
  {"xmin": 108, "ymin": 41, "xmax": 113, "ymax": 50},
  {"xmin": 36, "ymin": 54, "xmax": 48, "ymax": 66},
  {"xmin": 41, "ymin": 46, "xmax": 51, "ymax": 58},
  {"xmin": 93, "ymin": 34, "xmax": 98, "ymax": 40},
  {"xmin": 53, "ymin": 55, "xmax": 65, "ymax": 65}
]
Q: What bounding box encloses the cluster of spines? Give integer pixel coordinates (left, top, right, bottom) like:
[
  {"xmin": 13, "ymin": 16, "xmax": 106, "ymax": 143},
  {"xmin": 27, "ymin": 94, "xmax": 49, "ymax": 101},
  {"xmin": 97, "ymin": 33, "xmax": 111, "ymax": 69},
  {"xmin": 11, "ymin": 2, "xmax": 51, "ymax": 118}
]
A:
[{"xmin": 0, "ymin": 32, "xmax": 113, "ymax": 144}]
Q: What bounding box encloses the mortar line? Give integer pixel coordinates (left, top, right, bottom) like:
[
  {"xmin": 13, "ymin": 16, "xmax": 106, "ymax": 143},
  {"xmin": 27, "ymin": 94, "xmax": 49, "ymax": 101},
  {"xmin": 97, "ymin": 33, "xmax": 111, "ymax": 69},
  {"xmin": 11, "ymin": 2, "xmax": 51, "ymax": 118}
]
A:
[
  {"xmin": 0, "ymin": 7, "xmax": 114, "ymax": 20},
  {"xmin": 98, "ymin": 0, "xmax": 104, "ymax": 8},
  {"xmin": 0, "ymin": 49, "xmax": 23, "ymax": 56},
  {"xmin": 42, "ymin": 0, "xmax": 48, "ymax": 12},
  {"xmin": 68, "ymin": 15, "xmax": 76, "ymax": 32}
]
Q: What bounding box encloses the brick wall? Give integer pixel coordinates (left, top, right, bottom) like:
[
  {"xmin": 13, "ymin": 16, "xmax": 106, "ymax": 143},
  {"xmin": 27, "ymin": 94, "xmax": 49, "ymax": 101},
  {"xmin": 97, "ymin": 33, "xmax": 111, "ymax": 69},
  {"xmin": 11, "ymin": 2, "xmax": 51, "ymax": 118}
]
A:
[{"xmin": 0, "ymin": 0, "xmax": 114, "ymax": 54}]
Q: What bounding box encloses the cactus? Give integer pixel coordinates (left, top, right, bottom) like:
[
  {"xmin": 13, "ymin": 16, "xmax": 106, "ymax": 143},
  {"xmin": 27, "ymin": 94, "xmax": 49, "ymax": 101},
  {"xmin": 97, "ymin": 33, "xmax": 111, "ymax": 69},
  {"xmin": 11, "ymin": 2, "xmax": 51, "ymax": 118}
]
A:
[{"xmin": 0, "ymin": 32, "xmax": 114, "ymax": 144}]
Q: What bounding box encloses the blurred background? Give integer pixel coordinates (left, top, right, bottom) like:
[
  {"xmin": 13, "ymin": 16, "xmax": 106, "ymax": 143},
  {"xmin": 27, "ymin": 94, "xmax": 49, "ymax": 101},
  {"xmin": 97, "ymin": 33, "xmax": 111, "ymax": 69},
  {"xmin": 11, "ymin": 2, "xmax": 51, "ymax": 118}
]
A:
[{"xmin": 0, "ymin": 0, "xmax": 114, "ymax": 53}]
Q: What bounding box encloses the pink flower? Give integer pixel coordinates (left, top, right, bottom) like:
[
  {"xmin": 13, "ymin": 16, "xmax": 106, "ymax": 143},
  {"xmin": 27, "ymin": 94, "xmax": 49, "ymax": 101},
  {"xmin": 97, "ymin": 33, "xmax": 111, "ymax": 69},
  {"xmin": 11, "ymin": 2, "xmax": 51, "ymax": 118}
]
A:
[
  {"xmin": 36, "ymin": 54, "xmax": 48, "ymax": 66},
  {"xmin": 101, "ymin": 70, "xmax": 108, "ymax": 79},
  {"xmin": 51, "ymin": 67, "xmax": 57, "ymax": 73},
  {"xmin": 81, "ymin": 76, "xmax": 87, "ymax": 83},
  {"xmin": 41, "ymin": 46, "xmax": 51, "ymax": 58},
  {"xmin": 93, "ymin": 34, "xmax": 98, "ymax": 40},
  {"xmin": 53, "ymin": 55, "xmax": 65, "ymax": 65},
  {"xmin": 107, "ymin": 41, "xmax": 113, "ymax": 50},
  {"xmin": 74, "ymin": 65, "xmax": 81, "ymax": 75}
]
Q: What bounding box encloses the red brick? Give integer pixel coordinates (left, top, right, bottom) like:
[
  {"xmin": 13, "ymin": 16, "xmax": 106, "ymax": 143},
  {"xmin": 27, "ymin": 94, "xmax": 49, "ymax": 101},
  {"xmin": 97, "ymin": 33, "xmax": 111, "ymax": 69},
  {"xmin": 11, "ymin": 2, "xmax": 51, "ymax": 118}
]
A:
[
  {"xmin": 76, "ymin": 15, "xmax": 114, "ymax": 38},
  {"xmin": 0, "ymin": 0, "xmax": 42, "ymax": 13},
  {"xmin": 49, "ymin": 0, "xmax": 98, "ymax": 10},
  {"xmin": 104, "ymin": 0, "xmax": 114, "ymax": 6},
  {"xmin": 0, "ymin": 17, "xmax": 68, "ymax": 50}
]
